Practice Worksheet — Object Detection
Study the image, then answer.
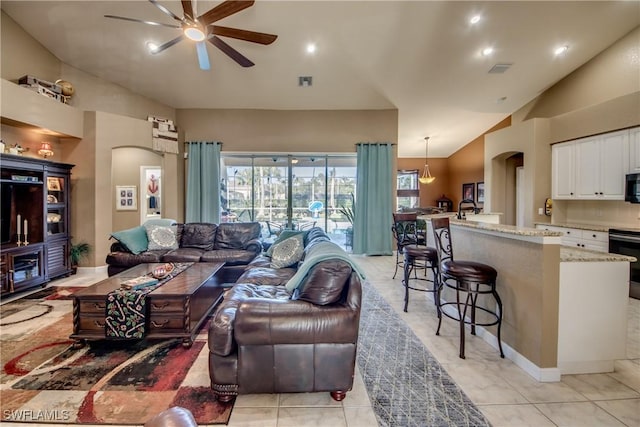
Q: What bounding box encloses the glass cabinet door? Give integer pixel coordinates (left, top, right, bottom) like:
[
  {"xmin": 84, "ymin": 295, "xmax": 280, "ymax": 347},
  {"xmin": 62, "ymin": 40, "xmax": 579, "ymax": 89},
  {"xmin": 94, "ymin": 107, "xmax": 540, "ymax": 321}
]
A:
[{"xmin": 46, "ymin": 175, "xmax": 66, "ymax": 236}]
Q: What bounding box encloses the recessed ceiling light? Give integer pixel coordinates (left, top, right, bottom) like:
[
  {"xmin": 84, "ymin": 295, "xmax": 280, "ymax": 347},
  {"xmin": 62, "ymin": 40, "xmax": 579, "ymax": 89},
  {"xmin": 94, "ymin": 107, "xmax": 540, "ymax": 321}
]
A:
[
  {"xmin": 554, "ymin": 45, "xmax": 569, "ymax": 56},
  {"xmin": 306, "ymin": 43, "xmax": 316, "ymax": 54},
  {"xmin": 470, "ymin": 15, "xmax": 481, "ymax": 25},
  {"xmin": 146, "ymin": 41, "xmax": 159, "ymax": 53},
  {"xmin": 481, "ymin": 47, "xmax": 494, "ymax": 56}
]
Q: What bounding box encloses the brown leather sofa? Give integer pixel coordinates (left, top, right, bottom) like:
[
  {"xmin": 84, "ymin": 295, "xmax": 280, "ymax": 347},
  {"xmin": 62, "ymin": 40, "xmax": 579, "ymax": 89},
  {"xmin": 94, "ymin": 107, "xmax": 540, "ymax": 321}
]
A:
[
  {"xmin": 106, "ymin": 222, "xmax": 262, "ymax": 278},
  {"xmin": 208, "ymin": 227, "xmax": 363, "ymax": 402}
]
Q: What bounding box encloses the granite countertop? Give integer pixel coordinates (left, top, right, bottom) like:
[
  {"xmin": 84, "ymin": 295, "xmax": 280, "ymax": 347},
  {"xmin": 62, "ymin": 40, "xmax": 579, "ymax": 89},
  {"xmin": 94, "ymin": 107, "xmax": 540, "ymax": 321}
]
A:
[
  {"xmin": 448, "ymin": 218, "xmax": 563, "ymax": 237},
  {"xmin": 560, "ymin": 247, "xmax": 636, "ymax": 262},
  {"xmin": 534, "ymin": 222, "xmax": 610, "ymax": 232}
]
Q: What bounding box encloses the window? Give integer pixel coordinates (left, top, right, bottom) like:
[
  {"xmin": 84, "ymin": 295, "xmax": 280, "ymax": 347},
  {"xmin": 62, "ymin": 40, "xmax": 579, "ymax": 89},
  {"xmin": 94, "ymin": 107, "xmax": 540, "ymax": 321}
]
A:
[
  {"xmin": 397, "ymin": 170, "xmax": 419, "ymax": 210},
  {"xmin": 220, "ymin": 154, "xmax": 356, "ymax": 248}
]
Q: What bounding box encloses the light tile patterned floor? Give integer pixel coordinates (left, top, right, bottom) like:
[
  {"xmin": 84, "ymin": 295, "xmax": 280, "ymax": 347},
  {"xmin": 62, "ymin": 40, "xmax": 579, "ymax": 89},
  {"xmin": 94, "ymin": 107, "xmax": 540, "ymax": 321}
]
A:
[{"xmin": 3, "ymin": 254, "xmax": 639, "ymax": 426}]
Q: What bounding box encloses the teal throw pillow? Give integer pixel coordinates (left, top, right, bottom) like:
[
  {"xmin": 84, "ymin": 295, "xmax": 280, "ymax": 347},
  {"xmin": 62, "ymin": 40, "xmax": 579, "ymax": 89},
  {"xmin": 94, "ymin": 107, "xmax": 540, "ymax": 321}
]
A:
[
  {"xmin": 111, "ymin": 226, "xmax": 149, "ymax": 255},
  {"xmin": 145, "ymin": 224, "xmax": 179, "ymax": 250},
  {"xmin": 270, "ymin": 234, "xmax": 304, "ymax": 269},
  {"xmin": 266, "ymin": 230, "xmax": 305, "ymax": 256}
]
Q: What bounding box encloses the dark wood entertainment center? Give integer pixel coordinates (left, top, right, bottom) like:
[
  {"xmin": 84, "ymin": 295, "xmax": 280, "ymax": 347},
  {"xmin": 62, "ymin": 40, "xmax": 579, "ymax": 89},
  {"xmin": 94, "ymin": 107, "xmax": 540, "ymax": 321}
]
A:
[{"xmin": 0, "ymin": 153, "xmax": 74, "ymax": 295}]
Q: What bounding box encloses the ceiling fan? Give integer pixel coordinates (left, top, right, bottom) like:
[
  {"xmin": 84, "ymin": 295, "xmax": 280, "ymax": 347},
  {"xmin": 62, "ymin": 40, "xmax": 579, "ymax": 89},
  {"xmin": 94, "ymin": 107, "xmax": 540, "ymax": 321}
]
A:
[{"xmin": 105, "ymin": 0, "xmax": 277, "ymax": 70}]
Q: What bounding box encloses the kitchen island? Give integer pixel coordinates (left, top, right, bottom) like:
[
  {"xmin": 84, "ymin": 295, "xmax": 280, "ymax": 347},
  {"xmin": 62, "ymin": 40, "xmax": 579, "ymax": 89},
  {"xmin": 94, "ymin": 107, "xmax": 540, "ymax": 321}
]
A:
[{"xmin": 420, "ymin": 217, "xmax": 634, "ymax": 381}]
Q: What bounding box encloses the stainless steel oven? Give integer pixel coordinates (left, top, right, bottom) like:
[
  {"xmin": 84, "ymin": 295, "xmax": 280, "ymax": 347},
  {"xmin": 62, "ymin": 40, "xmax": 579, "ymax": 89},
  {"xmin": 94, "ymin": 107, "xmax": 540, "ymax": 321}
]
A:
[{"xmin": 609, "ymin": 228, "xmax": 640, "ymax": 299}]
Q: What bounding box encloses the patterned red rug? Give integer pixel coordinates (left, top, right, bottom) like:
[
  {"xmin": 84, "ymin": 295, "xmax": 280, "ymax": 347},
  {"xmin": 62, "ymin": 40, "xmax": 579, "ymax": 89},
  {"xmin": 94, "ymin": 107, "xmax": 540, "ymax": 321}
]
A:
[{"xmin": 0, "ymin": 287, "xmax": 233, "ymax": 424}]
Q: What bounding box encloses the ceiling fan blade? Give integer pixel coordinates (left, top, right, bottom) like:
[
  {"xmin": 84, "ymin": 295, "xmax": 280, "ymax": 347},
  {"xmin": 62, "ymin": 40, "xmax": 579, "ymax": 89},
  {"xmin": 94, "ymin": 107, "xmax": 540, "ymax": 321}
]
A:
[
  {"xmin": 196, "ymin": 41, "xmax": 211, "ymax": 70},
  {"xmin": 198, "ymin": 0, "xmax": 255, "ymax": 26},
  {"xmin": 104, "ymin": 15, "xmax": 180, "ymax": 29},
  {"xmin": 209, "ymin": 36, "xmax": 254, "ymax": 67},
  {"xmin": 149, "ymin": 0, "xmax": 185, "ymax": 23},
  {"xmin": 182, "ymin": 0, "xmax": 195, "ymax": 21},
  {"xmin": 152, "ymin": 35, "xmax": 185, "ymax": 54},
  {"xmin": 212, "ymin": 26, "xmax": 277, "ymax": 45}
]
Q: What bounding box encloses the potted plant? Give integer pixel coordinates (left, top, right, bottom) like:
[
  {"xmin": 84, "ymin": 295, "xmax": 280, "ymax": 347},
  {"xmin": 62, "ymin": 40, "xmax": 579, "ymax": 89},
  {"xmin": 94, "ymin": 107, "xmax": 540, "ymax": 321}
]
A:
[
  {"xmin": 70, "ymin": 241, "xmax": 91, "ymax": 274},
  {"xmin": 338, "ymin": 193, "xmax": 356, "ymax": 250}
]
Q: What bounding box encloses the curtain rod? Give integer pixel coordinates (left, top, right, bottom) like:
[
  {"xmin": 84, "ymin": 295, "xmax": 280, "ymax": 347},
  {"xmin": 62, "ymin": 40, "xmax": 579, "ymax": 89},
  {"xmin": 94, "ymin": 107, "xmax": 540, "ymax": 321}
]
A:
[{"xmin": 184, "ymin": 141, "xmax": 223, "ymax": 145}]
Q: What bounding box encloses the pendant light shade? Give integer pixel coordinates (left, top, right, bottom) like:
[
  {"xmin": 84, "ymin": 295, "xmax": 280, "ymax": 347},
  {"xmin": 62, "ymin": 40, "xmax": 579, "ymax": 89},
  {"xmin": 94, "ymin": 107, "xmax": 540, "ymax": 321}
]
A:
[{"xmin": 419, "ymin": 136, "xmax": 435, "ymax": 184}]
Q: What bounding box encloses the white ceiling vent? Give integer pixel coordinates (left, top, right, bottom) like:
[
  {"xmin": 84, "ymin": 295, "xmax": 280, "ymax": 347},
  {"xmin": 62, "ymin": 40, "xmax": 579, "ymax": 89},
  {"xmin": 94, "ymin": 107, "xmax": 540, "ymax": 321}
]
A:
[
  {"xmin": 488, "ymin": 63, "xmax": 513, "ymax": 74},
  {"xmin": 298, "ymin": 76, "xmax": 313, "ymax": 87}
]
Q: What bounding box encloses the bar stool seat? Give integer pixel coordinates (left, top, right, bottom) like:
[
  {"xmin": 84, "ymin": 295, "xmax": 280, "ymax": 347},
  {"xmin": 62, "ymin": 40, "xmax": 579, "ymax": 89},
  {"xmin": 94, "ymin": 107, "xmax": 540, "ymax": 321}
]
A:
[
  {"xmin": 402, "ymin": 244, "xmax": 440, "ymax": 314},
  {"xmin": 431, "ymin": 217, "xmax": 504, "ymax": 360},
  {"xmin": 441, "ymin": 260, "xmax": 497, "ymax": 282}
]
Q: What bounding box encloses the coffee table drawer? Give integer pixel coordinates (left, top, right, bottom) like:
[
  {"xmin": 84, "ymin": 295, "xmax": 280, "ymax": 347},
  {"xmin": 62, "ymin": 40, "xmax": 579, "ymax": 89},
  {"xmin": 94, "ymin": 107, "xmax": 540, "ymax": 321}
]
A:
[
  {"xmin": 148, "ymin": 297, "xmax": 183, "ymax": 313},
  {"xmin": 77, "ymin": 315, "xmax": 106, "ymax": 333},
  {"xmin": 78, "ymin": 299, "xmax": 107, "ymax": 314},
  {"xmin": 148, "ymin": 315, "xmax": 185, "ymax": 332}
]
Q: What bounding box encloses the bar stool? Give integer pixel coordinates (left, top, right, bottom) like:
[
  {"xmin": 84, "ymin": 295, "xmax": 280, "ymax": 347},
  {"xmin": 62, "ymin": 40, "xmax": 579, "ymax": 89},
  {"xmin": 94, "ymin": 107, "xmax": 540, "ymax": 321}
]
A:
[
  {"xmin": 391, "ymin": 212, "xmax": 424, "ymax": 279},
  {"xmin": 402, "ymin": 244, "xmax": 440, "ymax": 314},
  {"xmin": 430, "ymin": 217, "xmax": 504, "ymax": 359}
]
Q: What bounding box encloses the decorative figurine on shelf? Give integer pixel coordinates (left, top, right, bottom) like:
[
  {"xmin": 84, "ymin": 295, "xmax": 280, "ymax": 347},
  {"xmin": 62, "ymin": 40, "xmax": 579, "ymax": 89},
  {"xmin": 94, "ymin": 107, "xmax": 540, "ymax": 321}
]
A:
[{"xmin": 55, "ymin": 79, "xmax": 74, "ymax": 104}]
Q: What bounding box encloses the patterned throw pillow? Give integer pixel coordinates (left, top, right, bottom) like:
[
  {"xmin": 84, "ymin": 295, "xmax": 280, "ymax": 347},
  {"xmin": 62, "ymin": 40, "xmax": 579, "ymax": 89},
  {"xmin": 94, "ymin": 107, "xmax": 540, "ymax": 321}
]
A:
[
  {"xmin": 270, "ymin": 234, "xmax": 304, "ymax": 269},
  {"xmin": 145, "ymin": 224, "xmax": 179, "ymax": 251}
]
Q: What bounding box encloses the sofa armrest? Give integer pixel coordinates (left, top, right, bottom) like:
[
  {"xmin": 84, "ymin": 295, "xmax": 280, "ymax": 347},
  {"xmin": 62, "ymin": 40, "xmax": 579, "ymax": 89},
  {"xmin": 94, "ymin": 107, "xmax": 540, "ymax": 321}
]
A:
[
  {"xmin": 235, "ymin": 299, "xmax": 359, "ymax": 346},
  {"xmin": 109, "ymin": 241, "xmax": 129, "ymax": 253},
  {"xmin": 244, "ymin": 238, "xmax": 263, "ymax": 254}
]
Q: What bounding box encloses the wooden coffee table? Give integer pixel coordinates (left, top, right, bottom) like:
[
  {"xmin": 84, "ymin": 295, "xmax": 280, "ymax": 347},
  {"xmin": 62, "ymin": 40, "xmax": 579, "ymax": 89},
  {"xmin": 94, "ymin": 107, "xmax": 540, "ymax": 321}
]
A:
[{"xmin": 70, "ymin": 262, "xmax": 227, "ymax": 347}]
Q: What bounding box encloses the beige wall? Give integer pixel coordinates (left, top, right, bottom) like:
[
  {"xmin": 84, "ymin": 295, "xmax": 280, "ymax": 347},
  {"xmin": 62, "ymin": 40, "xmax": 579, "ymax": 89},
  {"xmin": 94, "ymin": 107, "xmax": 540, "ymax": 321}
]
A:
[
  {"xmin": 487, "ymin": 26, "xmax": 640, "ymax": 228},
  {"xmin": 176, "ymin": 109, "xmax": 398, "ymax": 152},
  {"xmin": 1, "ymin": 11, "xmax": 60, "ymax": 83},
  {"xmin": 523, "ymin": 27, "xmax": 640, "ymax": 120}
]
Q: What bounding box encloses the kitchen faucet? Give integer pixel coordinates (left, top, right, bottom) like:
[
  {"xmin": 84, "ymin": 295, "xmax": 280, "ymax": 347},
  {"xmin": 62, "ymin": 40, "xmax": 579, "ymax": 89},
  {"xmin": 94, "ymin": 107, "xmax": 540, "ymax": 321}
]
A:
[{"xmin": 457, "ymin": 199, "xmax": 479, "ymax": 220}]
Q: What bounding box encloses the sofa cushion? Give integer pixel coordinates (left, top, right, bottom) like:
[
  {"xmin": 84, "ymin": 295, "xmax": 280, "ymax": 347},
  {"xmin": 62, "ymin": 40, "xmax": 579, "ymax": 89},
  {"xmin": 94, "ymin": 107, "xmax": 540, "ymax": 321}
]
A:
[
  {"xmin": 293, "ymin": 260, "xmax": 353, "ymax": 305},
  {"xmin": 214, "ymin": 222, "xmax": 261, "ymax": 250},
  {"xmin": 236, "ymin": 267, "xmax": 297, "ymax": 286},
  {"xmin": 270, "ymin": 234, "xmax": 304, "ymax": 269},
  {"xmin": 110, "ymin": 226, "xmax": 149, "ymax": 255},
  {"xmin": 200, "ymin": 249, "xmax": 257, "ymax": 265},
  {"xmin": 181, "ymin": 223, "xmax": 217, "ymax": 250},
  {"xmin": 145, "ymin": 224, "xmax": 179, "ymax": 250},
  {"xmin": 246, "ymin": 254, "xmax": 272, "ymax": 268},
  {"xmin": 266, "ymin": 230, "xmax": 306, "ymax": 256},
  {"xmin": 162, "ymin": 247, "xmax": 205, "ymax": 263}
]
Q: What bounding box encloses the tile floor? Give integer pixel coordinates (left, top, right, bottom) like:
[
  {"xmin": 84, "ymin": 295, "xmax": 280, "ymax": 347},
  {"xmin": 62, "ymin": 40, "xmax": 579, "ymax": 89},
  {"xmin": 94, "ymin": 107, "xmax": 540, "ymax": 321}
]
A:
[{"xmin": 2, "ymin": 253, "xmax": 639, "ymax": 426}]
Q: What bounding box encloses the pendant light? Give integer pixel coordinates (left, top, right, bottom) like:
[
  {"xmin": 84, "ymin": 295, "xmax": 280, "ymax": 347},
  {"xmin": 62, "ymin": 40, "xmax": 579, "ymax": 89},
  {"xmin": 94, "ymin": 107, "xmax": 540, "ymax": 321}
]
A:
[{"xmin": 419, "ymin": 137, "xmax": 435, "ymax": 184}]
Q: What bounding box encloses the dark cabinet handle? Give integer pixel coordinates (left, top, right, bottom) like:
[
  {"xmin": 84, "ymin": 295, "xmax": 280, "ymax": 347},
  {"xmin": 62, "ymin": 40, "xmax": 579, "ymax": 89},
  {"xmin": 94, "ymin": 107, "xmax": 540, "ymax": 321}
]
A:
[
  {"xmin": 152, "ymin": 302, "xmax": 170, "ymax": 310},
  {"xmin": 151, "ymin": 320, "xmax": 170, "ymax": 328}
]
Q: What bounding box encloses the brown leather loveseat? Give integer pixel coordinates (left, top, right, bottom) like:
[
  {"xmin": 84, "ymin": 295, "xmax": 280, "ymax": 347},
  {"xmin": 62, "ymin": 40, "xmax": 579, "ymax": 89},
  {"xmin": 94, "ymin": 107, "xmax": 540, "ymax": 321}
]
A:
[{"xmin": 208, "ymin": 227, "xmax": 364, "ymax": 402}]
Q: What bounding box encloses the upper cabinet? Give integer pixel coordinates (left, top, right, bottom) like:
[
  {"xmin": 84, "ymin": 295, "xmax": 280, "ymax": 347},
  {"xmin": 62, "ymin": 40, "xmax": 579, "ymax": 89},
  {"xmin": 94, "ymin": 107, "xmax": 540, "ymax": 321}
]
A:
[{"xmin": 552, "ymin": 129, "xmax": 629, "ymax": 200}]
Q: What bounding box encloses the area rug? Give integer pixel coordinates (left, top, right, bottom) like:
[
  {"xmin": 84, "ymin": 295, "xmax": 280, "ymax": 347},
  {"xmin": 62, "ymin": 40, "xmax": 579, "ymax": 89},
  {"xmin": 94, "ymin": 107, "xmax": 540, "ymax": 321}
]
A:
[
  {"xmin": 0, "ymin": 287, "xmax": 233, "ymax": 425},
  {"xmin": 357, "ymin": 282, "xmax": 490, "ymax": 427}
]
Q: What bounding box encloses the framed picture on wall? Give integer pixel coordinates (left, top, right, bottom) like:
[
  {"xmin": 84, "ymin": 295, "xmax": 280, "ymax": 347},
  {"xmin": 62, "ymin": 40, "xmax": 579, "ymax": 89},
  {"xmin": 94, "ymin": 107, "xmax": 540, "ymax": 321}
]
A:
[
  {"xmin": 462, "ymin": 183, "xmax": 475, "ymax": 201},
  {"xmin": 116, "ymin": 185, "xmax": 137, "ymax": 211},
  {"xmin": 477, "ymin": 182, "xmax": 485, "ymax": 203}
]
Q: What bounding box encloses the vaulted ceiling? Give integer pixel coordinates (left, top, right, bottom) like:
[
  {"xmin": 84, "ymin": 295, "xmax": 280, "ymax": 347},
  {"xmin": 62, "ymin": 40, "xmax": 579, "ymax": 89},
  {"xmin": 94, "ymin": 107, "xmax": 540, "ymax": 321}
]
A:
[{"xmin": 2, "ymin": 1, "xmax": 638, "ymax": 157}]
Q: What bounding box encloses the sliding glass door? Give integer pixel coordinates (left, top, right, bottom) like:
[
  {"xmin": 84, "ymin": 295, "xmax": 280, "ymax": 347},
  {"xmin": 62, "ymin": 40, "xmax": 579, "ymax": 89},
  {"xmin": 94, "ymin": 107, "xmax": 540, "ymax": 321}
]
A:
[{"xmin": 220, "ymin": 154, "xmax": 356, "ymax": 247}]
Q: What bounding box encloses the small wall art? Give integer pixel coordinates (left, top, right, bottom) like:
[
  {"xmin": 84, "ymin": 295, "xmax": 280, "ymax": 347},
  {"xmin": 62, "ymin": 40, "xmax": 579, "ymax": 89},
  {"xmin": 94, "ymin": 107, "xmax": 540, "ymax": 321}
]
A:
[
  {"xmin": 476, "ymin": 181, "xmax": 485, "ymax": 203},
  {"xmin": 462, "ymin": 183, "xmax": 475, "ymax": 201},
  {"xmin": 116, "ymin": 185, "xmax": 137, "ymax": 211}
]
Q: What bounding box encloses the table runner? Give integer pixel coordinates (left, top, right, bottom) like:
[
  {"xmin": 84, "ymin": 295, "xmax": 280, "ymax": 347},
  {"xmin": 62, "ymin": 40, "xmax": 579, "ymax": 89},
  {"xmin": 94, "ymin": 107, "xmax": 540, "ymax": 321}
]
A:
[{"xmin": 105, "ymin": 263, "xmax": 192, "ymax": 339}]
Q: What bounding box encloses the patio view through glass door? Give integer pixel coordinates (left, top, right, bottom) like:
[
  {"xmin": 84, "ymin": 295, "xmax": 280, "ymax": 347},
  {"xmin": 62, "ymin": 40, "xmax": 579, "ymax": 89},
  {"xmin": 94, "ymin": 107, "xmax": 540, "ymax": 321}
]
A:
[{"xmin": 220, "ymin": 155, "xmax": 356, "ymax": 249}]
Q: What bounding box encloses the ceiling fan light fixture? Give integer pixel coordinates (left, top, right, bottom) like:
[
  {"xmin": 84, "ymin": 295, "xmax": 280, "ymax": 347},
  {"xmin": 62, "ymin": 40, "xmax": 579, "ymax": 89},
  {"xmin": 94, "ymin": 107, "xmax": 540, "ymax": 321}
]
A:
[
  {"xmin": 184, "ymin": 25, "xmax": 206, "ymax": 42},
  {"xmin": 419, "ymin": 137, "xmax": 436, "ymax": 185}
]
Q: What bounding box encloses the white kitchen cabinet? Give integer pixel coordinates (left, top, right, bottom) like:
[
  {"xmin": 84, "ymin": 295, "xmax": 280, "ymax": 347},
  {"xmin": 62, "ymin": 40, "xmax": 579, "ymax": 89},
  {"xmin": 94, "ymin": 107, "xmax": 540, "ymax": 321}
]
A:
[
  {"xmin": 629, "ymin": 126, "xmax": 640, "ymax": 173},
  {"xmin": 552, "ymin": 142, "xmax": 576, "ymax": 199},
  {"xmin": 575, "ymin": 130, "xmax": 628, "ymax": 199},
  {"xmin": 552, "ymin": 129, "xmax": 628, "ymax": 200},
  {"xmin": 535, "ymin": 224, "xmax": 608, "ymax": 252}
]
